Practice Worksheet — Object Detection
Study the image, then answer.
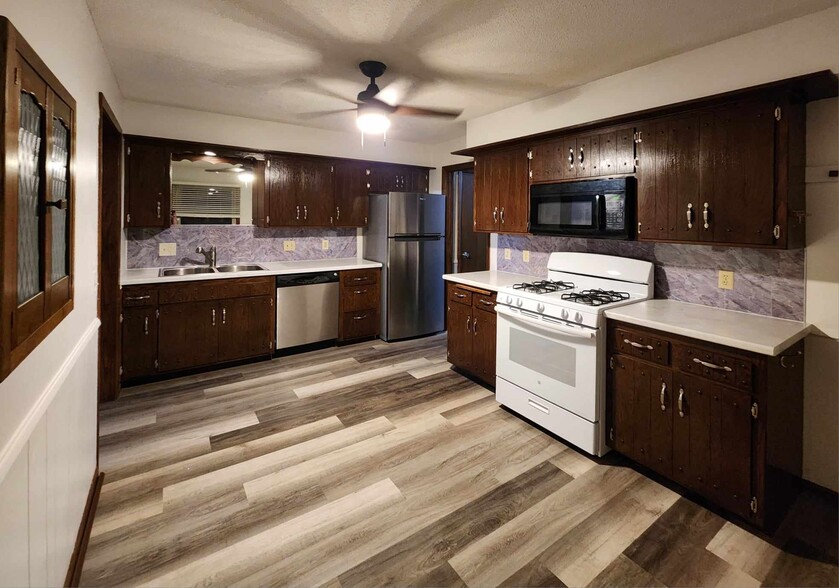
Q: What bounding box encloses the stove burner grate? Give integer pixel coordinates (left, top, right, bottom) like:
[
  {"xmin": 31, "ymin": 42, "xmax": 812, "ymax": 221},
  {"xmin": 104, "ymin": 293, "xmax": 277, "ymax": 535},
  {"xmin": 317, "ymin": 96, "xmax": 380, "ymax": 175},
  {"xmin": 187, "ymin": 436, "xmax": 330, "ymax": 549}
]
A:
[
  {"xmin": 511, "ymin": 280, "xmax": 576, "ymax": 294},
  {"xmin": 561, "ymin": 288, "xmax": 631, "ymax": 306}
]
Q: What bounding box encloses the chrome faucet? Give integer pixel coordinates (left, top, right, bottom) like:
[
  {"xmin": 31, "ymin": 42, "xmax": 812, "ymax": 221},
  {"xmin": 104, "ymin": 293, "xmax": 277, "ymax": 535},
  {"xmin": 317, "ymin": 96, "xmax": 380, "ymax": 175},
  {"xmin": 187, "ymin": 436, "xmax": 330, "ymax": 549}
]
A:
[{"xmin": 195, "ymin": 246, "xmax": 217, "ymax": 268}]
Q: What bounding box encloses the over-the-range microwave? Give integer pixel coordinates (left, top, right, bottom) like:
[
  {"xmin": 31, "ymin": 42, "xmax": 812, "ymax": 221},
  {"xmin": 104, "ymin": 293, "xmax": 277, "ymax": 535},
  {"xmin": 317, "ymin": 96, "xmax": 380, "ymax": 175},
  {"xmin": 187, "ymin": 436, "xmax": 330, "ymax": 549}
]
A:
[{"xmin": 529, "ymin": 177, "xmax": 635, "ymax": 239}]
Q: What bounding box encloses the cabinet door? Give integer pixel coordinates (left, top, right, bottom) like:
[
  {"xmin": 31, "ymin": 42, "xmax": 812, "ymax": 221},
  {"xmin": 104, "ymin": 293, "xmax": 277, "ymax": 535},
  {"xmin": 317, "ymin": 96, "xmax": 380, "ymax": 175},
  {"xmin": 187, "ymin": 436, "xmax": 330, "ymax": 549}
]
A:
[
  {"xmin": 333, "ymin": 161, "xmax": 369, "ymax": 226},
  {"xmin": 575, "ymin": 135, "xmax": 593, "ymax": 177},
  {"xmin": 406, "ymin": 169, "xmax": 429, "ymax": 193},
  {"xmin": 473, "ymin": 154, "xmax": 497, "ymax": 232},
  {"xmin": 472, "ymin": 308, "xmax": 496, "ymax": 384},
  {"xmin": 559, "ymin": 136, "xmax": 578, "ymax": 180},
  {"xmin": 616, "ymin": 127, "xmax": 636, "ymax": 175},
  {"xmin": 125, "ymin": 142, "xmax": 170, "ymax": 228},
  {"xmin": 648, "ymin": 366, "xmax": 674, "ymax": 477},
  {"xmin": 218, "ymin": 296, "xmax": 274, "ymax": 363},
  {"xmin": 297, "ymin": 158, "xmax": 333, "ymax": 226},
  {"xmin": 494, "ymin": 149, "xmax": 529, "ymax": 233},
  {"xmin": 672, "ymin": 374, "xmax": 712, "ymax": 495},
  {"xmin": 121, "ymin": 306, "xmax": 158, "ymax": 380},
  {"xmin": 708, "ymin": 385, "xmax": 754, "ymax": 519},
  {"xmin": 701, "ymin": 101, "xmax": 776, "ymax": 245},
  {"xmin": 158, "ymin": 301, "xmax": 219, "ymax": 372},
  {"xmin": 446, "ymin": 301, "xmax": 472, "ymax": 371},
  {"xmin": 609, "ymin": 354, "xmax": 639, "ymax": 457},
  {"xmin": 635, "ymin": 122, "xmax": 659, "ymax": 238},
  {"xmin": 598, "ymin": 131, "xmax": 617, "ymax": 177},
  {"xmin": 665, "ymin": 115, "xmax": 701, "ymax": 241},
  {"xmin": 529, "ymin": 140, "xmax": 563, "ymax": 183},
  {"xmin": 267, "ymin": 156, "xmax": 300, "ymax": 226}
]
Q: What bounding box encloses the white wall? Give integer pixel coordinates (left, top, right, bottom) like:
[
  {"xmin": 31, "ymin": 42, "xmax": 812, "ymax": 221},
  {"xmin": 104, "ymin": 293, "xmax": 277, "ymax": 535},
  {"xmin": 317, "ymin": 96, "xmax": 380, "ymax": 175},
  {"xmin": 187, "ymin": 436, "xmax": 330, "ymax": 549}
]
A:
[
  {"xmin": 466, "ymin": 6, "xmax": 839, "ymax": 491},
  {"xmin": 0, "ymin": 0, "xmax": 123, "ymax": 584}
]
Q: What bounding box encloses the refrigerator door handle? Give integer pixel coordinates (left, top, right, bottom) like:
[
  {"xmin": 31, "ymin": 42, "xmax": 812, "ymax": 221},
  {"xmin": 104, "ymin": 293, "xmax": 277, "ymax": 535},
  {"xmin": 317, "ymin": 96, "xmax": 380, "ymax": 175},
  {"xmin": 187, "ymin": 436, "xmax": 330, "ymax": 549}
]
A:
[{"xmin": 394, "ymin": 233, "xmax": 443, "ymax": 241}]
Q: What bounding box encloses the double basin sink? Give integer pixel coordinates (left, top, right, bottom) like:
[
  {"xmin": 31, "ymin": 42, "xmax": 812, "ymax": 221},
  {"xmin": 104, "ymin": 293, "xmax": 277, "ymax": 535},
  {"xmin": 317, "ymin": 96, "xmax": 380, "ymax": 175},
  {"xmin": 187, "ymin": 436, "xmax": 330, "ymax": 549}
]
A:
[{"xmin": 158, "ymin": 264, "xmax": 267, "ymax": 277}]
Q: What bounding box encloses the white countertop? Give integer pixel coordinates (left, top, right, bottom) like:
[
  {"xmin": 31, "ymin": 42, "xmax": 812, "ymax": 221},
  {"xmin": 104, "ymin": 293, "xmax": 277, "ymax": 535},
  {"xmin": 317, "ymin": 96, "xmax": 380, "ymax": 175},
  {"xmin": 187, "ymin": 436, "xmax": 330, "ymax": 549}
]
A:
[
  {"xmin": 121, "ymin": 258, "xmax": 382, "ymax": 286},
  {"xmin": 604, "ymin": 299, "xmax": 811, "ymax": 356},
  {"xmin": 442, "ymin": 270, "xmax": 539, "ymax": 292}
]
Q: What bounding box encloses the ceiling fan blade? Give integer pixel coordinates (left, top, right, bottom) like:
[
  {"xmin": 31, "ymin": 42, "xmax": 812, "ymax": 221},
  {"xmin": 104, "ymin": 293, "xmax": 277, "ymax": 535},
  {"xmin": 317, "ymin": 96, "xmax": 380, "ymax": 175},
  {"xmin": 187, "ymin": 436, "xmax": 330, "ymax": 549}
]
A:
[
  {"xmin": 376, "ymin": 78, "xmax": 417, "ymax": 107},
  {"xmin": 298, "ymin": 107, "xmax": 358, "ymax": 120},
  {"xmin": 393, "ymin": 105, "xmax": 461, "ymax": 119}
]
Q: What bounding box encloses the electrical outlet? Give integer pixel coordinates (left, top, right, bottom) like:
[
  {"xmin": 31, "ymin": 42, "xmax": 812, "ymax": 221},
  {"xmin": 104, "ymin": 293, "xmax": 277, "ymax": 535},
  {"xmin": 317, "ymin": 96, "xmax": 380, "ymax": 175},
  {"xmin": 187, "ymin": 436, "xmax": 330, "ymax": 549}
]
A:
[
  {"xmin": 522, "ymin": 250, "xmax": 531, "ymax": 263},
  {"xmin": 283, "ymin": 240, "xmax": 296, "ymax": 252},
  {"xmin": 504, "ymin": 248, "xmax": 511, "ymax": 260},
  {"xmin": 321, "ymin": 239, "xmax": 329, "ymax": 251},
  {"xmin": 718, "ymin": 270, "xmax": 734, "ymax": 290},
  {"xmin": 158, "ymin": 243, "xmax": 176, "ymax": 256}
]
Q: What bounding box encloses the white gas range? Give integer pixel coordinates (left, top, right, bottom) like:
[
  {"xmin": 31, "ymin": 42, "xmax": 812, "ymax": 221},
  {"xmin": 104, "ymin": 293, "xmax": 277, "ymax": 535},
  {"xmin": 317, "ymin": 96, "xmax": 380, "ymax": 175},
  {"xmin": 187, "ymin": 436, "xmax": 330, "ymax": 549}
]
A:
[{"xmin": 494, "ymin": 252, "xmax": 654, "ymax": 456}]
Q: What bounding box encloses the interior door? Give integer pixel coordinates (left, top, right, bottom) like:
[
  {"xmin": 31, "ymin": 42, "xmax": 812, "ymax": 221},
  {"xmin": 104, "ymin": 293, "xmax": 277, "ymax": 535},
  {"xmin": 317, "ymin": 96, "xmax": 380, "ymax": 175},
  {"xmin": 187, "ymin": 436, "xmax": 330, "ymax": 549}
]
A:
[
  {"xmin": 387, "ymin": 236, "xmax": 445, "ymax": 340},
  {"xmin": 158, "ymin": 300, "xmax": 219, "ymax": 372},
  {"xmin": 455, "ymin": 171, "xmax": 488, "ymax": 274}
]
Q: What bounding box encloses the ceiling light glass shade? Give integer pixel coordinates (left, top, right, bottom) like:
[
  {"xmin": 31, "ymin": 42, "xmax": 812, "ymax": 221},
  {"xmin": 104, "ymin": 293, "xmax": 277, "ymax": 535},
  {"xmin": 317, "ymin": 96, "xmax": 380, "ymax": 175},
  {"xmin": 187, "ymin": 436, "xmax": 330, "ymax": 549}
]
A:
[
  {"xmin": 356, "ymin": 110, "xmax": 391, "ymax": 134},
  {"xmin": 238, "ymin": 171, "xmax": 255, "ymax": 183}
]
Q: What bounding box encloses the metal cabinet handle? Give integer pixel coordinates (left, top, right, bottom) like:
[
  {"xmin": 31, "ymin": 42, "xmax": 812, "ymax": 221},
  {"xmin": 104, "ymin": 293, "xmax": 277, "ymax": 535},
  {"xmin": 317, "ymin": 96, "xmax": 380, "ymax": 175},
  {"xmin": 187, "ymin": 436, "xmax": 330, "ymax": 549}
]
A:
[
  {"xmin": 660, "ymin": 382, "xmax": 667, "ymax": 411},
  {"xmin": 296, "ymin": 205, "xmax": 300, "ymax": 220},
  {"xmin": 479, "ymin": 299, "xmax": 494, "ymax": 306},
  {"xmin": 454, "ymin": 292, "xmax": 466, "ymax": 299},
  {"xmin": 703, "ymin": 202, "xmax": 710, "ymax": 229},
  {"xmin": 212, "ymin": 308, "xmax": 216, "ymax": 327},
  {"xmin": 352, "ymin": 314, "xmax": 368, "ymax": 320},
  {"xmin": 692, "ymin": 357, "xmax": 732, "ymax": 372},
  {"xmin": 500, "ymin": 207, "xmax": 505, "ymax": 224},
  {"xmin": 125, "ymin": 295, "xmax": 150, "ymax": 301},
  {"xmin": 678, "ymin": 387, "xmax": 685, "ymax": 418},
  {"xmin": 156, "ymin": 201, "xmax": 161, "ymax": 218},
  {"xmin": 466, "ymin": 315, "xmax": 471, "ymax": 333},
  {"xmin": 568, "ymin": 148, "xmax": 574, "ymax": 169},
  {"xmin": 473, "ymin": 317, "xmax": 478, "ymax": 334},
  {"xmin": 623, "ymin": 338, "xmax": 653, "ymax": 350},
  {"xmin": 492, "ymin": 207, "xmax": 498, "ymax": 223},
  {"xmin": 686, "ymin": 203, "xmax": 693, "ymax": 229},
  {"xmin": 578, "ymin": 147, "xmax": 584, "ymax": 164},
  {"xmin": 222, "ymin": 307, "xmax": 226, "ymax": 325},
  {"xmin": 353, "ymin": 289, "xmax": 367, "ymax": 295},
  {"xmin": 352, "ymin": 277, "xmax": 365, "ymax": 282},
  {"xmin": 143, "ymin": 316, "xmax": 149, "ymax": 336}
]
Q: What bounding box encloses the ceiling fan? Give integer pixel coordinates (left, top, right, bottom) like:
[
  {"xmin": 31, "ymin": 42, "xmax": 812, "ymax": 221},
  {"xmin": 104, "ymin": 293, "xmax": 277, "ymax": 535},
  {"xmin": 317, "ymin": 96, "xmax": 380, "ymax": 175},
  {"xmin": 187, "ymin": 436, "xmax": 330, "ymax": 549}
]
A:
[{"xmin": 307, "ymin": 61, "xmax": 462, "ymax": 136}]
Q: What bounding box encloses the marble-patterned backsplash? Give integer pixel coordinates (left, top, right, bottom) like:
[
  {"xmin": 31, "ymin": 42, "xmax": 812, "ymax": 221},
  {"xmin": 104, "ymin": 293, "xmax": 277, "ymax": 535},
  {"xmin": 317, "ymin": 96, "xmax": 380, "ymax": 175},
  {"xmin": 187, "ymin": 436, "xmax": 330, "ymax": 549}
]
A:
[
  {"xmin": 126, "ymin": 226, "xmax": 357, "ymax": 268},
  {"xmin": 496, "ymin": 234, "xmax": 805, "ymax": 321}
]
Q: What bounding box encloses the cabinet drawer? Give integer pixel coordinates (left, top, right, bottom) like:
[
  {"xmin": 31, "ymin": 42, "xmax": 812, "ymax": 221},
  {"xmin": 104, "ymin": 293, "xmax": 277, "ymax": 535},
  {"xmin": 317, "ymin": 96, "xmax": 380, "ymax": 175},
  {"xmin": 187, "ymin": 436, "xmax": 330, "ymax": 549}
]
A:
[
  {"xmin": 342, "ymin": 283, "xmax": 379, "ymax": 312},
  {"xmin": 448, "ymin": 284, "xmax": 472, "ymax": 307},
  {"xmin": 615, "ymin": 328, "xmax": 670, "ymax": 365},
  {"xmin": 473, "ymin": 292, "xmax": 497, "ymax": 313},
  {"xmin": 341, "ymin": 269, "xmax": 379, "ymax": 287},
  {"xmin": 678, "ymin": 345, "xmax": 753, "ymax": 390},
  {"xmin": 122, "ymin": 286, "xmax": 158, "ymax": 307},
  {"xmin": 341, "ymin": 309, "xmax": 378, "ymax": 340},
  {"xmin": 158, "ymin": 277, "xmax": 274, "ymax": 304}
]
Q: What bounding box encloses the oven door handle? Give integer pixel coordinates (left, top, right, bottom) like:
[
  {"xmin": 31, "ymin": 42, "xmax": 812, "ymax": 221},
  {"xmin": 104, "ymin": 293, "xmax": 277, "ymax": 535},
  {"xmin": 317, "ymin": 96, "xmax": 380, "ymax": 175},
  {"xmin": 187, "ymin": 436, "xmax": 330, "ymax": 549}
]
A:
[{"xmin": 496, "ymin": 305, "xmax": 595, "ymax": 339}]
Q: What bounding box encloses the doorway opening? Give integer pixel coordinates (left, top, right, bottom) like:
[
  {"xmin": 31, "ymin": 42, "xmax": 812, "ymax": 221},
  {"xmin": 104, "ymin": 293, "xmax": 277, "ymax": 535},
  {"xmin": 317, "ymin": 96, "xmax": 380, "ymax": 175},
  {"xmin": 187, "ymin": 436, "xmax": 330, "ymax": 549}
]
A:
[{"xmin": 444, "ymin": 162, "xmax": 487, "ymax": 275}]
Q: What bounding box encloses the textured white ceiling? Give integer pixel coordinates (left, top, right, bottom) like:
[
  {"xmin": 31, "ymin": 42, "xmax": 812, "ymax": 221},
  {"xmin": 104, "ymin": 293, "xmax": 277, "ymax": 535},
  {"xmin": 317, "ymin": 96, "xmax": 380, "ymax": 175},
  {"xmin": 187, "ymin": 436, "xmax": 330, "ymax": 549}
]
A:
[{"xmin": 87, "ymin": 0, "xmax": 835, "ymax": 143}]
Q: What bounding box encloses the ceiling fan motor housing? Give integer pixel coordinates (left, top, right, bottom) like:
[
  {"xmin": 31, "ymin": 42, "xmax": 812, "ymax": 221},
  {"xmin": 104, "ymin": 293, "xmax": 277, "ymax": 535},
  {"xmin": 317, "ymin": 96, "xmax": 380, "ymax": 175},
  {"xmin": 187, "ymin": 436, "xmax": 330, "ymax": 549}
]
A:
[{"xmin": 357, "ymin": 61, "xmax": 387, "ymax": 101}]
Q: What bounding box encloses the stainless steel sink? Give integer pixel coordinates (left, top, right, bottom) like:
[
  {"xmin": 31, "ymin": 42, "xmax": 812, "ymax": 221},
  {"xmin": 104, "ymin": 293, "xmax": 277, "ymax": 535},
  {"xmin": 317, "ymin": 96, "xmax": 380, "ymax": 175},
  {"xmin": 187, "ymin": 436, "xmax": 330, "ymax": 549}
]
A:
[
  {"xmin": 215, "ymin": 264, "xmax": 267, "ymax": 273},
  {"xmin": 158, "ymin": 266, "xmax": 217, "ymax": 277}
]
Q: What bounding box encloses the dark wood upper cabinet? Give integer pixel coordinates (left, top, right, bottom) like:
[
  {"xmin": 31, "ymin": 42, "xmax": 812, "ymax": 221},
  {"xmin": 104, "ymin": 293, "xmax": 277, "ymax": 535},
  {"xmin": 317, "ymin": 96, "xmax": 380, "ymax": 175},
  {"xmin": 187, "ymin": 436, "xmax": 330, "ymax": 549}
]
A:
[
  {"xmin": 1, "ymin": 18, "xmax": 77, "ymax": 382},
  {"xmin": 474, "ymin": 148, "xmax": 528, "ymax": 233},
  {"xmin": 368, "ymin": 163, "xmax": 429, "ymax": 193},
  {"xmin": 125, "ymin": 140, "xmax": 171, "ymax": 228},
  {"xmin": 333, "ymin": 161, "xmax": 369, "ymax": 226},
  {"xmin": 296, "ymin": 157, "xmax": 334, "ymax": 226},
  {"xmin": 266, "ymin": 155, "xmax": 299, "ymax": 226}
]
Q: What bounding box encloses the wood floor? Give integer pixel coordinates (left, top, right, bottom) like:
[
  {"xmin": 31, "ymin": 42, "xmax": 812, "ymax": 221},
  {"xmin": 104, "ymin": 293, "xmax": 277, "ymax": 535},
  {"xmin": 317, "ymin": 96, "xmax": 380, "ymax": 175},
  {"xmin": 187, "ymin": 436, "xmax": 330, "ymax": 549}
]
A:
[{"xmin": 82, "ymin": 334, "xmax": 838, "ymax": 587}]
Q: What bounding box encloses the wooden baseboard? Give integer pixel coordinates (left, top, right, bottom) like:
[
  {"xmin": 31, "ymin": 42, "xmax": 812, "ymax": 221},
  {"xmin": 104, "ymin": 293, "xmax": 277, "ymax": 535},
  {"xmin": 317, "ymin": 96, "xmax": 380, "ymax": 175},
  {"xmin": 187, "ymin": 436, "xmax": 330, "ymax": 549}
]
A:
[{"xmin": 64, "ymin": 470, "xmax": 104, "ymax": 587}]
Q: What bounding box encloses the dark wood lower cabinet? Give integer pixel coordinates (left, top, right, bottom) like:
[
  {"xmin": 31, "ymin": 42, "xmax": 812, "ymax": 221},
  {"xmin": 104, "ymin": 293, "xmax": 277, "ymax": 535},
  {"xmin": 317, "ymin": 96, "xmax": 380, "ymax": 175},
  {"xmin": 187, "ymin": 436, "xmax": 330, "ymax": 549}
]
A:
[
  {"xmin": 338, "ymin": 268, "xmax": 381, "ymax": 342},
  {"xmin": 158, "ymin": 300, "xmax": 219, "ymax": 372},
  {"xmin": 120, "ymin": 306, "xmax": 158, "ymax": 380},
  {"xmin": 446, "ymin": 282, "xmax": 496, "ymax": 385},
  {"xmin": 218, "ymin": 296, "xmax": 274, "ymax": 363},
  {"xmin": 606, "ymin": 320, "xmax": 804, "ymax": 529}
]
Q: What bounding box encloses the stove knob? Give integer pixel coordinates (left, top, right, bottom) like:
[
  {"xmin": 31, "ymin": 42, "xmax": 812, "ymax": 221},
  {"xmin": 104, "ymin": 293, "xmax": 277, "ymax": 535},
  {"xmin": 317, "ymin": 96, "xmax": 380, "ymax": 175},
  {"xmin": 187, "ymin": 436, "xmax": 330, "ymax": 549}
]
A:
[
  {"xmin": 537, "ymin": 303, "xmax": 545, "ymax": 313},
  {"xmin": 575, "ymin": 312, "xmax": 583, "ymax": 323},
  {"xmin": 506, "ymin": 295, "xmax": 512, "ymax": 304},
  {"xmin": 561, "ymin": 309, "xmax": 569, "ymax": 319},
  {"xmin": 516, "ymin": 298, "xmax": 523, "ymax": 307}
]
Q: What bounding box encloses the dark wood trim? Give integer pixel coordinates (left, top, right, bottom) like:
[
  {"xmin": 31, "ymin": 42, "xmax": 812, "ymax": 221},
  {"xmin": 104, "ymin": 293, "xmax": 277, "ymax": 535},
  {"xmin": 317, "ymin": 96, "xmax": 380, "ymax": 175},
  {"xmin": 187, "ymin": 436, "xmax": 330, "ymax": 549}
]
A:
[
  {"xmin": 452, "ymin": 70, "xmax": 838, "ymax": 156},
  {"xmin": 98, "ymin": 93, "xmax": 123, "ymax": 404},
  {"xmin": 64, "ymin": 470, "xmax": 104, "ymax": 587}
]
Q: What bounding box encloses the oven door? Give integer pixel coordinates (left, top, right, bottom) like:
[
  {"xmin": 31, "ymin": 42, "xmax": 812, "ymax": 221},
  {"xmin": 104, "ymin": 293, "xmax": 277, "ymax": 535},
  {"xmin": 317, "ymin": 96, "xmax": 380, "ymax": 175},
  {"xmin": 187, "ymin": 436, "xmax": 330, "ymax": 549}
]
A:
[
  {"xmin": 495, "ymin": 305, "xmax": 601, "ymax": 422},
  {"xmin": 529, "ymin": 192, "xmax": 601, "ymax": 236}
]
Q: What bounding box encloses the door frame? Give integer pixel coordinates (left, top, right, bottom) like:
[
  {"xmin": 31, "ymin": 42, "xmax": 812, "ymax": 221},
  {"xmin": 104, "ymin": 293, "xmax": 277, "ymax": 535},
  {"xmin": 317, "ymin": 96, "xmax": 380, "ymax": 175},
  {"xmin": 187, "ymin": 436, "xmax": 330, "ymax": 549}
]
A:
[
  {"xmin": 98, "ymin": 92, "xmax": 123, "ymax": 404},
  {"xmin": 442, "ymin": 161, "xmax": 476, "ymax": 275}
]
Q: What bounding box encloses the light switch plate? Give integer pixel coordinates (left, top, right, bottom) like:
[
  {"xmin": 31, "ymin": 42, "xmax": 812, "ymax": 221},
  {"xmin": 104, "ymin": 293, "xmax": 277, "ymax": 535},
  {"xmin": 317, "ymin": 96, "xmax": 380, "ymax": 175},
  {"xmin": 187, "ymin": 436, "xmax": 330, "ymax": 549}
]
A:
[
  {"xmin": 321, "ymin": 239, "xmax": 329, "ymax": 251},
  {"xmin": 522, "ymin": 250, "xmax": 531, "ymax": 263},
  {"xmin": 718, "ymin": 270, "xmax": 734, "ymax": 290},
  {"xmin": 504, "ymin": 248, "xmax": 511, "ymax": 260},
  {"xmin": 158, "ymin": 243, "xmax": 176, "ymax": 256},
  {"xmin": 283, "ymin": 240, "xmax": 296, "ymax": 252}
]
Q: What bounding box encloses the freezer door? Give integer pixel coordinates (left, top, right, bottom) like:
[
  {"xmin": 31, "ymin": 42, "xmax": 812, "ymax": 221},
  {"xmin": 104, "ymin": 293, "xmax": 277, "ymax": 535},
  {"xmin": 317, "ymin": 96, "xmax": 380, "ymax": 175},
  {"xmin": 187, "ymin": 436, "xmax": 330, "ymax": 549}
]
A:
[
  {"xmin": 387, "ymin": 192, "xmax": 446, "ymax": 237},
  {"xmin": 386, "ymin": 236, "xmax": 445, "ymax": 340}
]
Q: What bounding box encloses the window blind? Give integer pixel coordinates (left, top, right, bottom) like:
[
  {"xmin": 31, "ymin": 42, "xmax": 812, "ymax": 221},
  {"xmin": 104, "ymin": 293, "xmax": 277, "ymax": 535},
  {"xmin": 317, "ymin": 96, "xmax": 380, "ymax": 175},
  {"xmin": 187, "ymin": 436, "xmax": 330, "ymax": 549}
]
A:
[{"xmin": 171, "ymin": 182, "xmax": 241, "ymax": 218}]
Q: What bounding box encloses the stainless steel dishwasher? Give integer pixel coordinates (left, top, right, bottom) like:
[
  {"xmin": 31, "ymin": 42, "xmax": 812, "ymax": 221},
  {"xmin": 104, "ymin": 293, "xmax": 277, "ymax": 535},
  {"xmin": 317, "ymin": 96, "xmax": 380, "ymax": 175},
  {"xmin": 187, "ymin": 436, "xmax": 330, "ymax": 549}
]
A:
[{"xmin": 275, "ymin": 272, "xmax": 339, "ymax": 351}]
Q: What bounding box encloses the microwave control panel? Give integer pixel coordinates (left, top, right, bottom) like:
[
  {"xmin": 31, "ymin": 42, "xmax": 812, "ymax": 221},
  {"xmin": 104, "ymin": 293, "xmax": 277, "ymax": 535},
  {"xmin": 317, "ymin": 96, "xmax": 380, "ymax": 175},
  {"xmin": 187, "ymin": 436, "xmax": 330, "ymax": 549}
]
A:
[{"xmin": 603, "ymin": 194, "xmax": 625, "ymax": 230}]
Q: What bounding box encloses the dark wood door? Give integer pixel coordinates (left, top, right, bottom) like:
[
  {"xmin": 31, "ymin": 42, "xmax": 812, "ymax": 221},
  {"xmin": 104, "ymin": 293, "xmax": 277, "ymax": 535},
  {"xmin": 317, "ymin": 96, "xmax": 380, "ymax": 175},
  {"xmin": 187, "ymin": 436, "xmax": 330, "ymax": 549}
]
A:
[
  {"xmin": 267, "ymin": 156, "xmax": 300, "ymax": 226},
  {"xmin": 494, "ymin": 149, "xmax": 529, "ymax": 233},
  {"xmin": 598, "ymin": 131, "xmax": 617, "ymax": 178},
  {"xmin": 456, "ymin": 171, "xmax": 488, "ymax": 274},
  {"xmin": 529, "ymin": 140, "xmax": 563, "ymax": 183},
  {"xmin": 158, "ymin": 300, "xmax": 219, "ymax": 372},
  {"xmin": 575, "ymin": 135, "xmax": 593, "ymax": 177},
  {"xmin": 616, "ymin": 127, "xmax": 636, "ymax": 175},
  {"xmin": 473, "ymin": 154, "xmax": 496, "ymax": 232},
  {"xmin": 648, "ymin": 366, "xmax": 674, "ymax": 477},
  {"xmin": 559, "ymin": 136, "xmax": 578, "ymax": 180},
  {"xmin": 297, "ymin": 158, "xmax": 333, "ymax": 226},
  {"xmin": 333, "ymin": 161, "xmax": 369, "ymax": 226},
  {"xmin": 125, "ymin": 141, "xmax": 170, "ymax": 228},
  {"xmin": 635, "ymin": 122, "xmax": 658, "ymax": 237},
  {"xmin": 472, "ymin": 308, "xmax": 496, "ymax": 384},
  {"xmin": 701, "ymin": 101, "xmax": 776, "ymax": 245},
  {"xmin": 446, "ymin": 302, "xmax": 472, "ymax": 371},
  {"xmin": 665, "ymin": 114, "xmax": 701, "ymax": 241},
  {"xmin": 609, "ymin": 354, "xmax": 640, "ymax": 458},
  {"xmin": 672, "ymin": 373, "xmax": 712, "ymax": 495},
  {"xmin": 121, "ymin": 306, "xmax": 158, "ymax": 380},
  {"xmin": 218, "ymin": 296, "xmax": 274, "ymax": 363}
]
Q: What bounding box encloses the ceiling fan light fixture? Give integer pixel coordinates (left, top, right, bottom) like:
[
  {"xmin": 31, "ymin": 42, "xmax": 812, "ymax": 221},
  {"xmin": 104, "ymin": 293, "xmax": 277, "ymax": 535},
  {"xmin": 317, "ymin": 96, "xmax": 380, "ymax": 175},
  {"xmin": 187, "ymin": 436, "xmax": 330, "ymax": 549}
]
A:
[{"xmin": 356, "ymin": 110, "xmax": 391, "ymax": 135}]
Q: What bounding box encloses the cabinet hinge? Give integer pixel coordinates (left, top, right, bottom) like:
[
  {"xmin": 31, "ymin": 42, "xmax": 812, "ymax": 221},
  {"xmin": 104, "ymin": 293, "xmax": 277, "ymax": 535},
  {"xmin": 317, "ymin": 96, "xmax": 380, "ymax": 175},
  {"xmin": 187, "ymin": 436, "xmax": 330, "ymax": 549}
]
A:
[
  {"xmin": 751, "ymin": 402, "xmax": 759, "ymax": 419},
  {"xmin": 609, "ymin": 427, "xmax": 615, "ymax": 442},
  {"xmin": 14, "ymin": 67, "xmax": 21, "ymax": 85},
  {"xmin": 526, "ymin": 150, "xmax": 533, "ymax": 160},
  {"xmin": 750, "ymin": 496, "xmax": 758, "ymax": 514},
  {"xmin": 774, "ymin": 107, "xmax": 781, "ymax": 121},
  {"xmin": 154, "ymin": 359, "xmax": 159, "ymax": 370},
  {"xmin": 609, "ymin": 356, "xmax": 615, "ymax": 369},
  {"xmin": 773, "ymin": 225, "xmax": 781, "ymax": 240},
  {"xmin": 119, "ymin": 313, "xmax": 123, "ymax": 324},
  {"xmin": 330, "ymin": 165, "xmax": 334, "ymax": 173},
  {"xmin": 528, "ymin": 170, "xmax": 533, "ymax": 179},
  {"xmin": 266, "ymin": 215, "xmax": 270, "ymax": 225},
  {"xmin": 156, "ymin": 308, "xmax": 160, "ymax": 319},
  {"xmin": 126, "ymin": 213, "xmax": 131, "ymax": 224},
  {"xmin": 127, "ymin": 146, "xmax": 131, "ymax": 156},
  {"xmin": 119, "ymin": 366, "xmax": 123, "ymax": 376}
]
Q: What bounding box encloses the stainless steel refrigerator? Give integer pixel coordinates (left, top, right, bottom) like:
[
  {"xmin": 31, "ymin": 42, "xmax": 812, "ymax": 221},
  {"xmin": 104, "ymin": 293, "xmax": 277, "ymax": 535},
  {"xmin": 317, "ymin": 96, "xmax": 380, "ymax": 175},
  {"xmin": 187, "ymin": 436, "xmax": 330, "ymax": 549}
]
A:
[{"xmin": 364, "ymin": 192, "xmax": 446, "ymax": 341}]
